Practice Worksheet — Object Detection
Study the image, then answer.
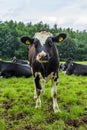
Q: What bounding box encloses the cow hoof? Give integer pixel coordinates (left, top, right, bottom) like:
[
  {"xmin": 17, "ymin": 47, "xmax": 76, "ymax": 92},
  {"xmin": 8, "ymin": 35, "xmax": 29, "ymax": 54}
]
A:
[
  {"xmin": 35, "ymin": 104, "xmax": 41, "ymax": 108},
  {"xmin": 34, "ymin": 95, "xmax": 37, "ymax": 100},
  {"xmin": 35, "ymin": 105, "xmax": 41, "ymax": 108},
  {"xmin": 54, "ymin": 108, "xmax": 61, "ymax": 113},
  {"xmin": 35, "ymin": 99, "xmax": 41, "ymax": 108},
  {"xmin": 41, "ymin": 89, "xmax": 44, "ymax": 94}
]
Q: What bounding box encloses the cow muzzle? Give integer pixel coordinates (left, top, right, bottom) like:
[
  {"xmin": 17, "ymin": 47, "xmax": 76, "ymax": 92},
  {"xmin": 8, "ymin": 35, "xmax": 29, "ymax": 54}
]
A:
[{"xmin": 36, "ymin": 51, "xmax": 49, "ymax": 63}]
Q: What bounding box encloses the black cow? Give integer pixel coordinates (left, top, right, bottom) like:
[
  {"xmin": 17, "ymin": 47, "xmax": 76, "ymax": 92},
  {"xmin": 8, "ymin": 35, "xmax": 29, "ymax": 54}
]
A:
[
  {"xmin": 0, "ymin": 60, "xmax": 32, "ymax": 78},
  {"xmin": 21, "ymin": 31, "xmax": 66, "ymax": 112},
  {"xmin": 59, "ymin": 58, "xmax": 73, "ymax": 71},
  {"xmin": 12, "ymin": 59, "xmax": 30, "ymax": 65},
  {"xmin": 66, "ymin": 61, "xmax": 87, "ymax": 75},
  {"xmin": 59, "ymin": 63, "xmax": 66, "ymax": 71}
]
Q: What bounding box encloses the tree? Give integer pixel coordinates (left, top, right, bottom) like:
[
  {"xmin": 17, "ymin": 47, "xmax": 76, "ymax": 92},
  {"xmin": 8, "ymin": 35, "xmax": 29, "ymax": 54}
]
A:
[
  {"xmin": 58, "ymin": 38, "xmax": 77, "ymax": 61},
  {"xmin": 0, "ymin": 20, "xmax": 87, "ymax": 61}
]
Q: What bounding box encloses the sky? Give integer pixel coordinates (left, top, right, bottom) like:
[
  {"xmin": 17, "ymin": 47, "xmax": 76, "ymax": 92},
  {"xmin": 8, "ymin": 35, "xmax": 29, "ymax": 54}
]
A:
[{"xmin": 0, "ymin": 0, "xmax": 87, "ymax": 31}]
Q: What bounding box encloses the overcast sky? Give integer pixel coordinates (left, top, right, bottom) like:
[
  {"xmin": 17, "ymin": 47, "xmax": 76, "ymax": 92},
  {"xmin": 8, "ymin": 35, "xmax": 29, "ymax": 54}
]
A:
[{"xmin": 0, "ymin": 0, "xmax": 87, "ymax": 31}]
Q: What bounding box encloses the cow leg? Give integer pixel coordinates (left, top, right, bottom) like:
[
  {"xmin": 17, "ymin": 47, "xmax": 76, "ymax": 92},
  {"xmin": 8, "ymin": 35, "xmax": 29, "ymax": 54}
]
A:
[
  {"xmin": 34, "ymin": 75, "xmax": 42, "ymax": 108},
  {"xmin": 41, "ymin": 79, "xmax": 45, "ymax": 93},
  {"xmin": 34, "ymin": 77, "xmax": 45, "ymax": 99},
  {"xmin": 34, "ymin": 84, "xmax": 37, "ymax": 99},
  {"xmin": 51, "ymin": 77, "xmax": 61, "ymax": 113}
]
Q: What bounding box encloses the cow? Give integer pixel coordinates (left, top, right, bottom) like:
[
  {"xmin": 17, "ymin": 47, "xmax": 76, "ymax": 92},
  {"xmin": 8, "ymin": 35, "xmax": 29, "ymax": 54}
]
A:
[
  {"xmin": 21, "ymin": 31, "xmax": 67, "ymax": 112},
  {"xmin": 59, "ymin": 58, "xmax": 73, "ymax": 72},
  {"xmin": 12, "ymin": 58, "xmax": 30, "ymax": 65},
  {"xmin": 65, "ymin": 61, "xmax": 87, "ymax": 75},
  {"xmin": 0, "ymin": 60, "xmax": 32, "ymax": 78},
  {"xmin": 59, "ymin": 63, "xmax": 66, "ymax": 71}
]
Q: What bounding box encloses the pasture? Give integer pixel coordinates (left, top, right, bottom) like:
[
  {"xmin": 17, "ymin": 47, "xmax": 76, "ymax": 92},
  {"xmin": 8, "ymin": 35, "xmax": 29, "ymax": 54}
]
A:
[{"xmin": 0, "ymin": 71, "xmax": 87, "ymax": 130}]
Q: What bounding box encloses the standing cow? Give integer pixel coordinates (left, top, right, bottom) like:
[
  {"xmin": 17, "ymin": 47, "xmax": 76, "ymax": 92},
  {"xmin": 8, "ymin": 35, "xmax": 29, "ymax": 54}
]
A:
[{"xmin": 21, "ymin": 31, "xmax": 66, "ymax": 112}]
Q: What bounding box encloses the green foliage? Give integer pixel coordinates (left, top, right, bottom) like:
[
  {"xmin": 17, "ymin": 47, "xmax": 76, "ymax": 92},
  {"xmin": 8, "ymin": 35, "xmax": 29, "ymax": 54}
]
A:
[
  {"xmin": 58, "ymin": 38, "xmax": 77, "ymax": 61},
  {"xmin": 0, "ymin": 20, "xmax": 87, "ymax": 60}
]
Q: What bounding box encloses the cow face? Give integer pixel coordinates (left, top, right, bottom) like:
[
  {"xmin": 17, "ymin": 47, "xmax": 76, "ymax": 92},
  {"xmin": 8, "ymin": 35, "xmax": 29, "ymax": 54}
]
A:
[
  {"xmin": 21, "ymin": 31, "xmax": 66, "ymax": 63},
  {"xmin": 63, "ymin": 58, "xmax": 73, "ymax": 71},
  {"xmin": 66, "ymin": 63, "xmax": 75, "ymax": 75},
  {"xmin": 33, "ymin": 37, "xmax": 55, "ymax": 63}
]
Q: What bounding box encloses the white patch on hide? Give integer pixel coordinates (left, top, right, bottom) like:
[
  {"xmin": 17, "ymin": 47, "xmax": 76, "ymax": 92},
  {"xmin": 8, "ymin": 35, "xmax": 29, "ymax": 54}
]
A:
[
  {"xmin": 34, "ymin": 72, "xmax": 55, "ymax": 82},
  {"xmin": 45, "ymin": 72, "xmax": 54, "ymax": 82},
  {"xmin": 34, "ymin": 31, "xmax": 53, "ymax": 45},
  {"xmin": 35, "ymin": 72, "xmax": 43, "ymax": 79}
]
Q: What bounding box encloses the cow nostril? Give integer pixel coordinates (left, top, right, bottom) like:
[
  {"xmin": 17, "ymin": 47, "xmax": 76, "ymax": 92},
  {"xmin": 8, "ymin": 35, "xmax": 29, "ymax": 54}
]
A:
[
  {"xmin": 45, "ymin": 55, "xmax": 48, "ymax": 58},
  {"xmin": 38, "ymin": 54, "xmax": 41, "ymax": 58},
  {"xmin": 37, "ymin": 52, "xmax": 49, "ymax": 62},
  {"xmin": 41, "ymin": 55, "xmax": 48, "ymax": 61}
]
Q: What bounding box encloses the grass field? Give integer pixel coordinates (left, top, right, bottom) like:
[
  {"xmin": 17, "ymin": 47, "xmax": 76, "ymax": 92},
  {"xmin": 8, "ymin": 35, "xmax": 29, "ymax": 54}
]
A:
[{"xmin": 0, "ymin": 70, "xmax": 87, "ymax": 130}]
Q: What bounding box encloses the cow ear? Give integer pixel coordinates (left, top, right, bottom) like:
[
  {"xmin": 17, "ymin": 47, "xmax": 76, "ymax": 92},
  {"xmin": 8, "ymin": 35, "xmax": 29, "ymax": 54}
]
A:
[
  {"xmin": 52, "ymin": 33, "xmax": 67, "ymax": 43},
  {"xmin": 21, "ymin": 36, "xmax": 34, "ymax": 45}
]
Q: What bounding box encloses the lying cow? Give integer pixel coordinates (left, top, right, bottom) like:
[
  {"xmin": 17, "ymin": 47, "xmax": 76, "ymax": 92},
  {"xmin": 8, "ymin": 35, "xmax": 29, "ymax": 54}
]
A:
[
  {"xmin": 12, "ymin": 58, "xmax": 30, "ymax": 65},
  {"xmin": 59, "ymin": 63, "xmax": 66, "ymax": 71},
  {"xmin": 21, "ymin": 31, "xmax": 66, "ymax": 112},
  {"xmin": 59, "ymin": 58, "xmax": 73, "ymax": 71},
  {"xmin": 0, "ymin": 60, "xmax": 32, "ymax": 78},
  {"xmin": 66, "ymin": 61, "xmax": 87, "ymax": 75}
]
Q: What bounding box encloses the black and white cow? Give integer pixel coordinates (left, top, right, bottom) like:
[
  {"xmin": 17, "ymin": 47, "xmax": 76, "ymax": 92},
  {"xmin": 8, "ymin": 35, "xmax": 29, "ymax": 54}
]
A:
[
  {"xmin": 0, "ymin": 60, "xmax": 32, "ymax": 78},
  {"xmin": 59, "ymin": 63, "xmax": 66, "ymax": 71},
  {"xmin": 59, "ymin": 58, "xmax": 73, "ymax": 71},
  {"xmin": 12, "ymin": 59, "xmax": 30, "ymax": 65},
  {"xmin": 21, "ymin": 31, "xmax": 66, "ymax": 112},
  {"xmin": 66, "ymin": 61, "xmax": 87, "ymax": 75}
]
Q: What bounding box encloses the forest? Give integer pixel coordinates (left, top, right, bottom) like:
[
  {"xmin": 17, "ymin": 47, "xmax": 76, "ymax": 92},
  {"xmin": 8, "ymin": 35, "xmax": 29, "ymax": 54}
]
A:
[{"xmin": 0, "ymin": 20, "xmax": 87, "ymax": 61}]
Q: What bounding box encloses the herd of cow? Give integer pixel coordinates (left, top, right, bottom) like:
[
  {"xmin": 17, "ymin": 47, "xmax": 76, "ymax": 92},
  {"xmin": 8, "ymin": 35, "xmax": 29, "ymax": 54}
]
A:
[
  {"xmin": 1, "ymin": 31, "xmax": 87, "ymax": 113},
  {"xmin": 1, "ymin": 58, "xmax": 87, "ymax": 78}
]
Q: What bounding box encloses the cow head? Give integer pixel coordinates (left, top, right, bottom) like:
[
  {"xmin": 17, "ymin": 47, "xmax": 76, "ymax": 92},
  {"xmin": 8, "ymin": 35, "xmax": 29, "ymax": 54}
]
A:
[
  {"xmin": 66, "ymin": 62, "xmax": 75, "ymax": 75},
  {"xmin": 63, "ymin": 58, "xmax": 73, "ymax": 71},
  {"xmin": 21, "ymin": 31, "xmax": 66, "ymax": 63}
]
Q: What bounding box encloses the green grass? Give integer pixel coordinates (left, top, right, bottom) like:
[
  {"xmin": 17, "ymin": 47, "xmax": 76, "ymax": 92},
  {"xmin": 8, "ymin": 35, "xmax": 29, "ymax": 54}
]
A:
[
  {"xmin": 0, "ymin": 71, "xmax": 87, "ymax": 130},
  {"xmin": 60, "ymin": 61, "xmax": 87, "ymax": 64}
]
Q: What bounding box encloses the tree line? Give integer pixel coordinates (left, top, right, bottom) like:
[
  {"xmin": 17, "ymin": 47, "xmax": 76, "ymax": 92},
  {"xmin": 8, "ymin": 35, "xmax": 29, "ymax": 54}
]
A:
[{"xmin": 0, "ymin": 20, "xmax": 87, "ymax": 61}]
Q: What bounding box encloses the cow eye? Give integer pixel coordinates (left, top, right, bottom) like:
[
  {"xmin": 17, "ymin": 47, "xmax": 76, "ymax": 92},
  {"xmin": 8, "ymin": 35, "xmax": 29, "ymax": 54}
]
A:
[
  {"xmin": 34, "ymin": 38, "xmax": 41, "ymax": 48},
  {"xmin": 46, "ymin": 38, "xmax": 53, "ymax": 47}
]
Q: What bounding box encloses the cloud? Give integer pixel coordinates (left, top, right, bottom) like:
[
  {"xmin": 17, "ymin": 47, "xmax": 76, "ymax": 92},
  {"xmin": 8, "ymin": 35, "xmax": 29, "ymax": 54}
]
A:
[{"xmin": 0, "ymin": 0, "xmax": 87, "ymax": 31}]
